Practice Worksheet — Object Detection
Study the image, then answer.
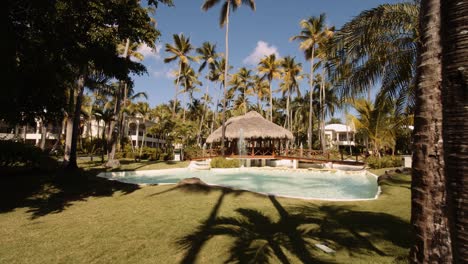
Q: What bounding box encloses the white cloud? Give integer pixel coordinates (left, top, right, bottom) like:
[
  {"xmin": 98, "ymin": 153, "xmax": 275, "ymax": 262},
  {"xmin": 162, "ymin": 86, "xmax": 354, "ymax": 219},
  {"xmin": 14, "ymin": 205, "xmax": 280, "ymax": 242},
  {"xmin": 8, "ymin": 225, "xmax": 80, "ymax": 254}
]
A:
[
  {"xmin": 243, "ymin": 41, "xmax": 280, "ymax": 65},
  {"xmin": 152, "ymin": 66, "xmax": 177, "ymax": 79},
  {"xmin": 134, "ymin": 43, "xmax": 161, "ymax": 61}
]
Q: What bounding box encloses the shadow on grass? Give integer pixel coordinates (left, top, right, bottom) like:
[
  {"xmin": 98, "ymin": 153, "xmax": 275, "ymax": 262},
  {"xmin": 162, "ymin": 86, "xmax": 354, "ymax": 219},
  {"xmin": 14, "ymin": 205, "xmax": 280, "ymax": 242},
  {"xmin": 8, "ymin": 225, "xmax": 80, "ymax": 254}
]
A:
[
  {"xmin": 0, "ymin": 166, "xmax": 139, "ymax": 219},
  {"xmin": 175, "ymin": 192, "xmax": 413, "ymax": 263}
]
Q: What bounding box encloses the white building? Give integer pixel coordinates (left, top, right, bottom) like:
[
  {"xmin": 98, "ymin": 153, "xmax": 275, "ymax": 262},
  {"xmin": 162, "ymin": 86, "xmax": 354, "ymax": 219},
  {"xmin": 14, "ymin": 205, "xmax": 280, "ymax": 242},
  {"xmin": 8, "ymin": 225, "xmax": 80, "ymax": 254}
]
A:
[
  {"xmin": 324, "ymin": 123, "xmax": 356, "ymax": 149},
  {"xmin": 1, "ymin": 115, "xmax": 166, "ymax": 149}
]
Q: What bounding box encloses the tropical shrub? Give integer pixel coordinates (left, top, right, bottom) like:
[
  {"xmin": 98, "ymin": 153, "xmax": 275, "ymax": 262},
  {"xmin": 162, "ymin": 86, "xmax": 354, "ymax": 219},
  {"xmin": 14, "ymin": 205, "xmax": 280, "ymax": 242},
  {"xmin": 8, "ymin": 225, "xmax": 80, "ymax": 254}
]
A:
[
  {"xmin": 366, "ymin": 156, "xmax": 402, "ymax": 169},
  {"xmin": 0, "ymin": 141, "xmax": 58, "ymax": 170},
  {"xmin": 183, "ymin": 145, "xmax": 202, "ymax": 160},
  {"xmin": 210, "ymin": 157, "xmax": 240, "ymax": 168}
]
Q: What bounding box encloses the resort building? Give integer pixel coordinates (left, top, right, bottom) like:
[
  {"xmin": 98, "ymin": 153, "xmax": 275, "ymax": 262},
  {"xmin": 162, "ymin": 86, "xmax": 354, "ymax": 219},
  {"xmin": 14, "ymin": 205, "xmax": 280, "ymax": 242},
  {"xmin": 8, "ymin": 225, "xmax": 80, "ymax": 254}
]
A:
[
  {"xmin": 0, "ymin": 116, "xmax": 166, "ymax": 149},
  {"xmin": 324, "ymin": 123, "xmax": 356, "ymax": 149}
]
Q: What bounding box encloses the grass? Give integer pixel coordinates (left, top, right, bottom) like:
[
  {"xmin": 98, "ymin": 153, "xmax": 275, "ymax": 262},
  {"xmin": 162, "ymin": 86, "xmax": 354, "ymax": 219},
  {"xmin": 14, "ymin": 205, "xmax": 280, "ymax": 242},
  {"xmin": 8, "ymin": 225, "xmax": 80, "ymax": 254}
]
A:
[{"xmin": 0, "ymin": 160, "xmax": 412, "ymax": 264}]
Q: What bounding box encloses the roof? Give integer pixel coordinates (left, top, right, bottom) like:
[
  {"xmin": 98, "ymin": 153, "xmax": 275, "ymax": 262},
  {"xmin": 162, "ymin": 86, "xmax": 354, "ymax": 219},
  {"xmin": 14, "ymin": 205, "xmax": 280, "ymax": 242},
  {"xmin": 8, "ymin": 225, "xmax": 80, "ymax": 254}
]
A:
[
  {"xmin": 324, "ymin": 123, "xmax": 355, "ymax": 132},
  {"xmin": 206, "ymin": 111, "xmax": 294, "ymax": 143}
]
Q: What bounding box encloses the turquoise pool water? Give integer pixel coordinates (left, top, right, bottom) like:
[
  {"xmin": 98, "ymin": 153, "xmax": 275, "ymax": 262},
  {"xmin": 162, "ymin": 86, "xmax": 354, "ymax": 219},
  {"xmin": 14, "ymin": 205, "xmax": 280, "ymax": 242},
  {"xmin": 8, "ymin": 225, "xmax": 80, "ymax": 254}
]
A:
[{"xmin": 99, "ymin": 168, "xmax": 379, "ymax": 200}]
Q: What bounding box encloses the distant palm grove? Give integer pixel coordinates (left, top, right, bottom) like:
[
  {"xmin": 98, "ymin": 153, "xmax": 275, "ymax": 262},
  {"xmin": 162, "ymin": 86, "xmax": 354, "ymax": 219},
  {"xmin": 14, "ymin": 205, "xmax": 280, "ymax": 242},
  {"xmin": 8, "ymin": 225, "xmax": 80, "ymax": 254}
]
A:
[{"xmin": 4, "ymin": 1, "xmax": 467, "ymax": 263}]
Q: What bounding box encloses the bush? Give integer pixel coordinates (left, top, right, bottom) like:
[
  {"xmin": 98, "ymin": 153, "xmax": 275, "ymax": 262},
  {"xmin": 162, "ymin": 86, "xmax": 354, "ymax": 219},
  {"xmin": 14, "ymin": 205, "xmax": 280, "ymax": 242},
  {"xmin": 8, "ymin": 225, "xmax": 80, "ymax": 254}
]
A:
[
  {"xmin": 210, "ymin": 157, "xmax": 240, "ymax": 168},
  {"xmin": 0, "ymin": 141, "xmax": 58, "ymax": 170},
  {"xmin": 366, "ymin": 156, "xmax": 402, "ymax": 169},
  {"xmin": 184, "ymin": 145, "xmax": 202, "ymax": 160}
]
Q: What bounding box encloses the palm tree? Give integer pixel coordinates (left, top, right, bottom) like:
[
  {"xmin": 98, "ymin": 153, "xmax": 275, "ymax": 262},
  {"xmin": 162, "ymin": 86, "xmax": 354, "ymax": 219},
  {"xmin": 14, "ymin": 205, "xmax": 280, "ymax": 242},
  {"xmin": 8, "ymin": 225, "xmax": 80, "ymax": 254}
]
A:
[
  {"xmin": 409, "ymin": 0, "xmax": 468, "ymax": 262},
  {"xmin": 251, "ymin": 75, "xmax": 269, "ymax": 115},
  {"xmin": 196, "ymin": 41, "xmax": 218, "ymax": 73},
  {"xmin": 347, "ymin": 98, "xmax": 400, "ymax": 157},
  {"xmin": 202, "ymin": 0, "xmax": 256, "ymax": 155},
  {"xmin": 440, "ymin": 1, "xmax": 468, "ymax": 261},
  {"xmin": 280, "ymin": 56, "xmax": 303, "ymax": 131},
  {"xmin": 230, "ymin": 67, "xmax": 254, "ymax": 114},
  {"xmin": 135, "ymin": 102, "xmax": 151, "ymax": 160},
  {"xmin": 329, "ymin": 3, "xmax": 418, "ymax": 108},
  {"xmin": 176, "ymin": 65, "xmax": 202, "ymax": 121},
  {"xmin": 410, "ymin": 0, "xmax": 451, "ymax": 262},
  {"xmin": 258, "ymin": 54, "xmax": 281, "ymax": 122},
  {"xmin": 164, "ymin": 34, "xmax": 196, "ymax": 116},
  {"xmin": 196, "ymin": 41, "xmax": 218, "ymax": 144},
  {"xmin": 291, "ymin": 13, "xmax": 332, "ymax": 150}
]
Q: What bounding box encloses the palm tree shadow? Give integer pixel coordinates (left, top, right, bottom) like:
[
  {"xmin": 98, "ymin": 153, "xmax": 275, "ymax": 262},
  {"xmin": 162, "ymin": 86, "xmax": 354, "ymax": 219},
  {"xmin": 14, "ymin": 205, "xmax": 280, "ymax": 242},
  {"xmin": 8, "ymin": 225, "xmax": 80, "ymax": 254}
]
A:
[
  {"xmin": 175, "ymin": 194, "xmax": 413, "ymax": 263},
  {"xmin": 0, "ymin": 167, "xmax": 140, "ymax": 219},
  {"xmin": 176, "ymin": 189, "xmax": 228, "ymax": 264}
]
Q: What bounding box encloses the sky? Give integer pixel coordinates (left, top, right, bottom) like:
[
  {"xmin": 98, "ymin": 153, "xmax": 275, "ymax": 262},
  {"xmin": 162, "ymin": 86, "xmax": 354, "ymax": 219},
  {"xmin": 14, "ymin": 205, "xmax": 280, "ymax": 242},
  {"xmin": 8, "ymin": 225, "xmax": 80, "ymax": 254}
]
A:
[{"xmin": 131, "ymin": 0, "xmax": 403, "ymax": 120}]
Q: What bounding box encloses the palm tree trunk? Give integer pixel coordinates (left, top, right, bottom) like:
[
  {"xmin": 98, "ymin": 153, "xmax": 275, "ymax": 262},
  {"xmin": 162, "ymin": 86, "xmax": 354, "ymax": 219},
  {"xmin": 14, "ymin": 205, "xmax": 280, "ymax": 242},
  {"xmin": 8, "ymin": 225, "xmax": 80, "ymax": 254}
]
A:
[
  {"xmin": 308, "ymin": 47, "xmax": 315, "ymax": 151},
  {"xmin": 139, "ymin": 121, "xmax": 146, "ymax": 159},
  {"xmin": 173, "ymin": 63, "xmax": 182, "ymax": 117},
  {"xmin": 198, "ymin": 86, "xmax": 209, "ymax": 146},
  {"xmin": 441, "ymin": 1, "xmax": 468, "ymax": 262},
  {"xmin": 269, "ymin": 78, "xmax": 273, "ymax": 122},
  {"xmin": 221, "ymin": 0, "xmax": 230, "ymax": 156},
  {"xmin": 135, "ymin": 120, "xmax": 140, "ymax": 150},
  {"xmin": 106, "ymin": 39, "xmax": 129, "ymax": 167},
  {"xmin": 118, "ymin": 83, "xmax": 128, "ymax": 151},
  {"xmin": 320, "ymin": 70, "xmax": 326, "ymax": 151},
  {"xmin": 39, "ymin": 121, "xmax": 47, "ymax": 150},
  {"xmin": 286, "ymin": 89, "xmax": 290, "ymax": 130},
  {"xmin": 182, "ymin": 92, "xmax": 187, "ymax": 122},
  {"xmin": 256, "ymin": 94, "xmax": 261, "ymax": 114},
  {"xmin": 410, "ymin": 0, "xmax": 452, "ymax": 262},
  {"xmin": 66, "ymin": 73, "xmax": 86, "ymax": 170},
  {"xmin": 243, "ymin": 86, "xmax": 247, "ymax": 114}
]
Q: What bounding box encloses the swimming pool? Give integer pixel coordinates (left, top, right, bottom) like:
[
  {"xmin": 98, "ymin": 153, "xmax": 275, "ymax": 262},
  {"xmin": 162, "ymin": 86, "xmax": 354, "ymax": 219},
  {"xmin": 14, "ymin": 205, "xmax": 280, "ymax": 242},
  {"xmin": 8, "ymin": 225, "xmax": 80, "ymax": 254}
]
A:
[{"xmin": 98, "ymin": 168, "xmax": 380, "ymax": 201}]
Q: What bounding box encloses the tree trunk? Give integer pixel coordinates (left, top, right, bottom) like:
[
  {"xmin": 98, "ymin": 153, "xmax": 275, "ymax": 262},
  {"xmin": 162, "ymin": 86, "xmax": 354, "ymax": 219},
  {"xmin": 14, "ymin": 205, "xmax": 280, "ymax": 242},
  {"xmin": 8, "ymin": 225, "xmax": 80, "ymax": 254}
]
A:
[
  {"xmin": 118, "ymin": 83, "xmax": 128, "ymax": 151},
  {"xmin": 105, "ymin": 39, "xmax": 129, "ymax": 168},
  {"xmin": 173, "ymin": 63, "xmax": 182, "ymax": 117},
  {"xmin": 286, "ymin": 89, "xmax": 290, "ymax": 130},
  {"xmin": 441, "ymin": 0, "xmax": 468, "ymax": 262},
  {"xmin": 182, "ymin": 92, "xmax": 187, "ymax": 122},
  {"xmin": 198, "ymin": 86, "xmax": 209, "ymax": 146},
  {"xmin": 63, "ymin": 116, "xmax": 74, "ymax": 164},
  {"xmin": 269, "ymin": 78, "xmax": 273, "ymax": 122},
  {"xmin": 66, "ymin": 74, "xmax": 86, "ymax": 170},
  {"xmin": 410, "ymin": 0, "xmax": 452, "ymax": 262},
  {"xmin": 135, "ymin": 120, "xmax": 140, "ymax": 150},
  {"xmin": 221, "ymin": 0, "xmax": 230, "ymax": 156},
  {"xmin": 139, "ymin": 123, "xmax": 146, "ymax": 159},
  {"xmin": 39, "ymin": 122, "xmax": 47, "ymax": 150},
  {"xmin": 308, "ymin": 47, "xmax": 315, "ymax": 151}
]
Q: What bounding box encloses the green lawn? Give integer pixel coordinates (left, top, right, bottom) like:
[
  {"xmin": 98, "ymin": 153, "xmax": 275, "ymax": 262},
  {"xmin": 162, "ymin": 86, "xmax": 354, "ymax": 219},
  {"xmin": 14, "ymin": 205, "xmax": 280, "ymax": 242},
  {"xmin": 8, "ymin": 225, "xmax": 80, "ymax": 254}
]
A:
[{"xmin": 0, "ymin": 161, "xmax": 412, "ymax": 264}]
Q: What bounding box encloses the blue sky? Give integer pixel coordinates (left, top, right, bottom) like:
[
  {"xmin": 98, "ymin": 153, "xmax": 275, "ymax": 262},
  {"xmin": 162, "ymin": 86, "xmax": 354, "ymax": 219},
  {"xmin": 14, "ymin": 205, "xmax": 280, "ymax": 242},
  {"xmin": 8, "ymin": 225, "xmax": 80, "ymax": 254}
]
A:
[{"xmin": 132, "ymin": 0, "xmax": 402, "ymax": 118}]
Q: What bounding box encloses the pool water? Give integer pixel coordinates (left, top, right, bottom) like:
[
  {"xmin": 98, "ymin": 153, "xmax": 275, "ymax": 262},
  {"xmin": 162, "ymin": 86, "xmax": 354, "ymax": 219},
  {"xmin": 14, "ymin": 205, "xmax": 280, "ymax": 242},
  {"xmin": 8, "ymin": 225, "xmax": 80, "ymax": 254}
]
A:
[{"xmin": 99, "ymin": 168, "xmax": 379, "ymax": 200}]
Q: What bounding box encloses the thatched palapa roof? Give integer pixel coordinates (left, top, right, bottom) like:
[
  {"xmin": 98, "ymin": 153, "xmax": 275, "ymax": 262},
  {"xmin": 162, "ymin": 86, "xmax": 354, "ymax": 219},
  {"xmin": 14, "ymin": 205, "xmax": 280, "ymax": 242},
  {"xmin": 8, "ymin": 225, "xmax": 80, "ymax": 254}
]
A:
[{"xmin": 206, "ymin": 111, "xmax": 294, "ymax": 143}]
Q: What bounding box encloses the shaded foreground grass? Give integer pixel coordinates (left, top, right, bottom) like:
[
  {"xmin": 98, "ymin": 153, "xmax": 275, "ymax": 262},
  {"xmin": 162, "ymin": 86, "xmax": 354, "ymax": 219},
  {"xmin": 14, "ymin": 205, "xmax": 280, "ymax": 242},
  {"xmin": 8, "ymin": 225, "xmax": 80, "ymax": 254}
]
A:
[{"xmin": 0, "ymin": 161, "xmax": 412, "ymax": 263}]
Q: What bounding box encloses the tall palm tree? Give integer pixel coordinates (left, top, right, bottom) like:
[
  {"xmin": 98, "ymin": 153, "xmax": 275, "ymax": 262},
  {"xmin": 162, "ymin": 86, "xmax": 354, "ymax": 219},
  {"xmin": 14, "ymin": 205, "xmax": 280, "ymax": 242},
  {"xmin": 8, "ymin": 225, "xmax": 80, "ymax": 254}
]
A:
[
  {"xmin": 230, "ymin": 67, "xmax": 254, "ymax": 114},
  {"xmin": 440, "ymin": 1, "xmax": 468, "ymax": 262},
  {"xmin": 410, "ymin": 0, "xmax": 451, "ymax": 262},
  {"xmin": 164, "ymin": 34, "xmax": 196, "ymax": 116},
  {"xmin": 202, "ymin": 0, "xmax": 256, "ymax": 155},
  {"xmin": 258, "ymin": 54, "xmax": 281, "ymax": 122},
  {"xmin": 291, "ymin": 13, "xmax": 331, "ymax": 150},
  {"xmin": 196, "ymin": 41, "xmax": 218, "ymax": 144},
  {"xmin": 176, "ymin": 65, "xmax": 202, "ymax": 121},
  {"xmin": 251, "ymin": 75, "xmax": 270, "ymax": 116},
  {"xmin": 280, "ymin": 56, "xmax": 303, "ymax": 131}
]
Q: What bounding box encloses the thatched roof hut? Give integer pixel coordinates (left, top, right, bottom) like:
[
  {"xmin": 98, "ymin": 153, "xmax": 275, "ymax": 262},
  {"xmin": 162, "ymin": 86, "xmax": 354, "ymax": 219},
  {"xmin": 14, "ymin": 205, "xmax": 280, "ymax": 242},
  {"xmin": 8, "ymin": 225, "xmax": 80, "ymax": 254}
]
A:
[{"xmin": 206, "ymin": 111, "xmax": 293, "ymax": 143}]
